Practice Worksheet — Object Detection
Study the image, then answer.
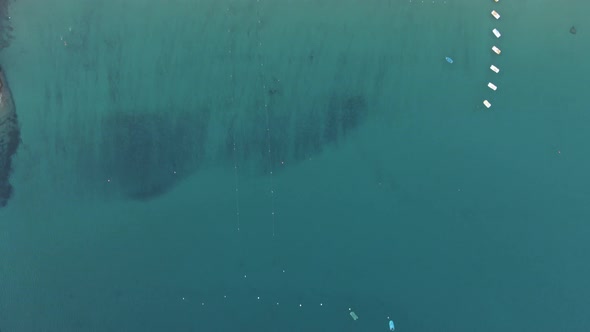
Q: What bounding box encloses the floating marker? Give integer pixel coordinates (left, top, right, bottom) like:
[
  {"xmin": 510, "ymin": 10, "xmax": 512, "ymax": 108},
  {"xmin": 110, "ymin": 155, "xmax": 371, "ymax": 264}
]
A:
[
  {"xmin": 349, "ymin": 311, "xmax": 359, "ymax": 321},
  {"xmin": 389, "ymin": 319, "xmax": 396, "ymax": 331},
  {"xmin": 445, "ymin": 56, "xmax": 454, "ymax": 64},
  {"xmin": 490, "ymin": 65, "xmax": 500, "ymax": 73},
  {"xmin": 492, "ymin": 28, "xmax": 501, "ymax": 38},
  {"xmin": 488, "ymin": 82, "xmax": 497, "ymax": 91},
  {"xmin": 483, "ymin": 100, "xmax": 492, "ymax": 108},
  {"xmin": 492, "ymin": 46, "xmax": 501, "ymax": 55},
  {"xmin": 491, "ymin": 10, "xmax": 500, "ymax": 19}
]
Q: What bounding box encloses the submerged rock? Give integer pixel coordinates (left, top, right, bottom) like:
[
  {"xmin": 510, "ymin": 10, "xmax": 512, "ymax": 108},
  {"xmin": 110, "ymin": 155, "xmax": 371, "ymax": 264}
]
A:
[
  {"xmin": 97, "ymin": 111, "xmax": 209, "ymax": 201},
  {"xmin": 93, "ymin": 91, "xmax": 370, "ymax": 202},
  {"xmin": 570, "ymin": 26, "xmax": 577, "ymax": 35},
  {"xmin": 0, "ymin": 66, "xmax": 20, "ymax": 207}
]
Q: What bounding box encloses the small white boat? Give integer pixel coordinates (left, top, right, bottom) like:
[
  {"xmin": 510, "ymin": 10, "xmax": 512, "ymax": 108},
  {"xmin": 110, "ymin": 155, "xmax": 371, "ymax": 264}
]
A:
[
  {"xmin": 492, "ymin": 46, "xmax": 501, "ymax": 54},
  {"xmin": 488, "ymin": 82, "xmax": 497, "ymax": 91},
  {"xmin": 483, "ymin": 100, "xmax": 492, "ymax": 108},
  {"xmin": 491, "ymin": 10, "xmax": 500, "ymax": 19},
  {"xmin": 492, "ymin": 28, "xmax": 501, "ymax": 38},
  {"xmin": 490, "ymin": 65, "xmax": 500, "ymax": 73}
]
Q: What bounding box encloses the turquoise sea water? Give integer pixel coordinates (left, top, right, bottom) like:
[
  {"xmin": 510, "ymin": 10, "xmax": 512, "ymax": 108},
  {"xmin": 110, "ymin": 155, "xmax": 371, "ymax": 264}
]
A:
[{"xmin": 0, "ymin": 0, "xmax": 589, "ymax": 331}]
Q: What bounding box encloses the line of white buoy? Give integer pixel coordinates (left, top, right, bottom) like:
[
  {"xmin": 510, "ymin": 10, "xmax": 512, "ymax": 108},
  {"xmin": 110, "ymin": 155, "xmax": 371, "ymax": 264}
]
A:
[{"xmin": 484, "ymin": 1, "xmax": 502, "ymax": 109}]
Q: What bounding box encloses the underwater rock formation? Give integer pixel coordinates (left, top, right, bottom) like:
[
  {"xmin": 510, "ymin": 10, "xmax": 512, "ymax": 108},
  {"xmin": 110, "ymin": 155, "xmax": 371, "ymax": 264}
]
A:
[
  {"xmin": 0, "ymin": 0, "xmax": 13, "ymax": 51},
  {"xmin": 0, "ymin": 66, "xmax": 20, "ymax": 207},
  {"xmin": 93, "ymin": 91, "xmax": 369, "ymax": 202},
  {"xmin": 225, "ymin": 92, "xmax": 369, "ymax": 174},
  {"xmin": 96, "ymin": 110, "xmax": 210, "ymax": 201}
]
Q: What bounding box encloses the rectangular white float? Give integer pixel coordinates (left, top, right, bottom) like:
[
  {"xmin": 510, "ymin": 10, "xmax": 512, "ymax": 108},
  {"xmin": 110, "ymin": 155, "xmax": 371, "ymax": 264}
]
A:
[
  {"xmin": 488, "ymin": 82, "xmax": 497, "ymax": 91},
  {"xmin": 493, "ymin": 28, "xmax": 501, "ymax": 38},
  {"xmin": 483, "ymin": 100, "xmax": 492, "ymax": 108},
  {"xmin": 492, "ymin": 46, "xmax": 501, "ymax": 54},
  {"xmin": 490, "ymin": 65, "xmax": 500, "ymax": 73},
  {"xmin": 491, "ymin": 10, "xmax": 500, "ymax": 19}
]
